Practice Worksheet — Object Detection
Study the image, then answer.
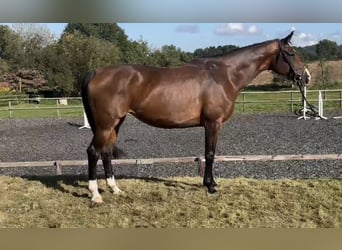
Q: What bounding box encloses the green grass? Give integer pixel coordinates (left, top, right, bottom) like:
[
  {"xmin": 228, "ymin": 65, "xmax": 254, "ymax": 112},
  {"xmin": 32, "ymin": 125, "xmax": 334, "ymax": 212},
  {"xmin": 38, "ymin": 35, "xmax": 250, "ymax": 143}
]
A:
[
  {"xmin": 235, "ymin": 90, "xmax": 342, "ymax": 113},
  {"xmin": 0, "ymin": 102, "xmax": 83, "ymax": 119},
  {"xmin": 0, "ymin": 176, "xmax": 340, "ymax": 228}
]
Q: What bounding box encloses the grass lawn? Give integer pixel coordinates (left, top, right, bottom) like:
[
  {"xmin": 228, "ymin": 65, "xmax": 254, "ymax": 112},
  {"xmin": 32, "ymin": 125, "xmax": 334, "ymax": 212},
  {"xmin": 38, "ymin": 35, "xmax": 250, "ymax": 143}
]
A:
[
  {"xmin": 0, "ymin": 102, "xmax": 83, "ymax": 119},
  {"xmin": 0, "ymin": 176, "xmax": 340, "ymax": 228}
]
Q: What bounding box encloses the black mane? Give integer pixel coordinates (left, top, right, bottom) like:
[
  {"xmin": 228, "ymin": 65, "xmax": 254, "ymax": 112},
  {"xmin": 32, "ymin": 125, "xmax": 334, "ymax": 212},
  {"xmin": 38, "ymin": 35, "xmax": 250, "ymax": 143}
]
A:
[{"xmin": 192, "ymin": 39, "xmax": 278, "ymax": 62}]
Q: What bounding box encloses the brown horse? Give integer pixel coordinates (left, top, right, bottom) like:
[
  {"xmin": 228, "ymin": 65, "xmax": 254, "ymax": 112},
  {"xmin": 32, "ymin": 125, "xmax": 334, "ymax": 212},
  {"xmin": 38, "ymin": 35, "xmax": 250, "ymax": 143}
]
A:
[{"xmin": 81, "ymin": 31, "xmax": 311, "ymax": 203}]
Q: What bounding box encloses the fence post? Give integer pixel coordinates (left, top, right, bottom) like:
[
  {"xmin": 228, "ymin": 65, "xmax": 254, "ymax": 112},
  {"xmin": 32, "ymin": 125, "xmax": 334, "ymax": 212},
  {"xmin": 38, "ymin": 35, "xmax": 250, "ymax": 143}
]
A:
[
  {"xmin": 56, "ymin": 99, "xmax": 60, "ymax": 118},
  {"xmin": 8, "ymin": 101, "xmax": 12, "ymax": 118},
  {"xmin": 290, "ymin": 91, "xmax": 294, "ymax": 112},
  {"xmin": 242, "ymin": 93, "xmax": 246, "ymax": 112}
]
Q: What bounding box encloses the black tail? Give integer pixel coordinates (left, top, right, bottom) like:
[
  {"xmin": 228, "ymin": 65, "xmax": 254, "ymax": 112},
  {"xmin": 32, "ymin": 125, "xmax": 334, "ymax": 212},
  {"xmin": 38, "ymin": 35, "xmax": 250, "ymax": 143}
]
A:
[
  {"xmin": 81, "ymin": 71, "xmax": 96, "ymax": 134},
  {"xmin": 81, "ymin": 70, "xmax": 126, "ymax": 158}
]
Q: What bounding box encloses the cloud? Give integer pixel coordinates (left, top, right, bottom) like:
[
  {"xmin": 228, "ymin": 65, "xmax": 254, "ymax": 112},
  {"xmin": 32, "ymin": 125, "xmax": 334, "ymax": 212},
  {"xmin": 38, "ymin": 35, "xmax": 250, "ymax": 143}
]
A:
[
  {"xmin": 289, "ymin": 31, "xmax": 342, "ymax": 47},
  {"xmin": 278, "ymin": 28, "xmax": 317, "ymax": 47},
  {"xmin": 292, "ymin": 32, "xmax": 318, "ymax": 47},
  {"xmin": 175, "ymin": 24, "xmax": 199, "ymax": 34},
  {"xmin": 214, "ymin": 23, "xmax": 262, "ymax": 35},
  {"xmin": 329, "ymin": 32, "xmax": 342, "ymax": 41},
  {"xmin": 281, "ymin": 27, "xmax": 341, "ymax": 47}
]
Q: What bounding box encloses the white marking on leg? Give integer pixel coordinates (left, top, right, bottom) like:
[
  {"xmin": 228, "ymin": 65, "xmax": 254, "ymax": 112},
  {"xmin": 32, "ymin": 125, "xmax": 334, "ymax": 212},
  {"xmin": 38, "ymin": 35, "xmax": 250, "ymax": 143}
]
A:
[
  {"xmin": 106, "ymin": 176, "xmax": 122, "ymax": 194},
  {"xmin": 89, "ymin": 180, "xmax": 103, "ymax": 203}
]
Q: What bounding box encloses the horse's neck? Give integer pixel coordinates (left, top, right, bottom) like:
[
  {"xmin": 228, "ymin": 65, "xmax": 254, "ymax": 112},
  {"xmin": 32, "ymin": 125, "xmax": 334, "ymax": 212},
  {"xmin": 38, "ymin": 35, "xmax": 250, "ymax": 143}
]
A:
[{"xmin": 222, "ymin": 44, "xmax": 277, "ymax": 91}]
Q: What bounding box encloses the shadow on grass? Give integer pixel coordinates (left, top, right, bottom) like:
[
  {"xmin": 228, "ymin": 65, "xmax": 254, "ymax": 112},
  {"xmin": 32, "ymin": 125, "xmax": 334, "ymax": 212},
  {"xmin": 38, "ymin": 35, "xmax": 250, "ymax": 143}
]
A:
[
  {"xmin": 24, "ymin": 175, "xmax": 90, "ymax": 199},
  {"xmin": 22, "ymin": 174, "xmax": 203, "ymax": 199}
]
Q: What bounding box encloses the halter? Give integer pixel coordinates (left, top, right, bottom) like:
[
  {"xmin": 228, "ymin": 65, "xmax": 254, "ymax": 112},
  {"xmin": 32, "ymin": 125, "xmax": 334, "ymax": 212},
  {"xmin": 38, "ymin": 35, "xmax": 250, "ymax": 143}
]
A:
[
  {"xmin": 277, "ymin": 40, "xmax": 323, "ymax": 119},
  {"xmin": 277, "ymin": 40, "xmax": 304, "ymax": 83}
]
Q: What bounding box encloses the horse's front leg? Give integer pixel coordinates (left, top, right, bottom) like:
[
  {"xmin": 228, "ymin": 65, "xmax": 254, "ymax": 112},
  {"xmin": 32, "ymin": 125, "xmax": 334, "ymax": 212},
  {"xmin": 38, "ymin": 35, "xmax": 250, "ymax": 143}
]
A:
[{"xmin": 203, "ymin": 120, "xmax": 222, "ymax": 193}]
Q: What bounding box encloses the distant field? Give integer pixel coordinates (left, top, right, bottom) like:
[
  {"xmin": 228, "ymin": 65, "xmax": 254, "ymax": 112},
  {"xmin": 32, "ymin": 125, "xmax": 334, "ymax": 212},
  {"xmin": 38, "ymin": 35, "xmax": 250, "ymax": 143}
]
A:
[{"xmin": 250, "ymin": 60, "xmax": 342, "ymax": 87}]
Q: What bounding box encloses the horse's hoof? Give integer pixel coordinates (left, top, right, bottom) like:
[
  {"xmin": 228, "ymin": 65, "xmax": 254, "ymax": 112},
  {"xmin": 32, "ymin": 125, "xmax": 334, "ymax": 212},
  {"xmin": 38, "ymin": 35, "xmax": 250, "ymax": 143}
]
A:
[
  {"xmin": 207, "ymin": 186, "xmax": 217, "ymax": 194},
  {"xmin": 109, "ymin": 185, "xmax": 123, "ymax": 195},
  {"xmin": 112, "ymin": 189, "xmax": 123, "ymax": 195},
  {"xmin": 91, "ymin": 196, "xmax": 103, "ymax": 204}
]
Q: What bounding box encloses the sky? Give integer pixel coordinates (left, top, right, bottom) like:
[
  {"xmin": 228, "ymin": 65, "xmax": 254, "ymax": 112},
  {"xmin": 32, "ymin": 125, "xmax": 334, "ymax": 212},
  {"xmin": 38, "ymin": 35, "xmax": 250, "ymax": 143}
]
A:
[{"xmin": 5, "ymin": 23, "xmax": 342, "ymax": 52}]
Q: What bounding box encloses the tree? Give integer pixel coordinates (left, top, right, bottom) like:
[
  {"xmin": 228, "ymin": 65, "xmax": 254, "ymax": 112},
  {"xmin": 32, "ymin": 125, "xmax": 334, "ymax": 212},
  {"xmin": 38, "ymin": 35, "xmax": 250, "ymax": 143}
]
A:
[
  {"xmin": 317, "ymin": 59, "xmax": 331, "ymax": 89},
  {"xmin": 11, "ymin": 24, "xmax": 56, "ymax": 48},
  {"xmin": 316, "ymin": 39, "xmax": 338, "ymax": 88},
  {"xmin": 150, "ymin": 45, "xmax": 193, "ymax": 67},
  {"xmin": 0, "ymin": 25, "xmax": 17, "ymax": 74},
  {"xmin": 0, "ymin": 24, "xmax": 56, "ymax": 72},
  {"xmin": 294, "ymin": 46, "xmax": 318, "ymax": 62},
  {"xmin": 63, "ymin": 23, "xmax": 128, "ymax": 46},
  {"xmin": 0, "ymin": 25, "xmax": 23, "ymax": 70},
  {"xmin": 316, "ymin": 39, "xmax": 339, "ymax": 60},
  {"xmin": 0, "ymin": 25, "xmax": 13, "ymax": 59},
  {"xmin": 41, "ymin": 32, "xmax": 121, "ymax": 95},
  {"xmin": 63, "ymin": 23, "xmax": 131, "ymax": 63},
  {"xmin": 123, "ymin": 39, "xmax": 153, "ymax": 65},
  {"xmin": 193, "ymin": 44, "xmax": 238, "ymax": 58}
]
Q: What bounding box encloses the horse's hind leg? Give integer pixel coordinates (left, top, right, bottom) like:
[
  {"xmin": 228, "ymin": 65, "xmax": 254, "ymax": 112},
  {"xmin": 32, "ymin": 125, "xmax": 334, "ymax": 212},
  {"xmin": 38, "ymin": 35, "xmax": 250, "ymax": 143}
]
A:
[
  {"xmin": 100, "ymin": 118, "xmax": 126, "ymax": 195},
  {"xmin": 88, "ymin": 123, "xmax": 122, "ymax": 203},
  {"xmin": 102, "ymin": 143, "xmax": 122, "ymax": 195},
  {"xmin": 87, "ymin": 140, "xmax": 102, "ymax": 203},
  {"xmin": 112, "ymin": 115, "xmax": 126, "ymax": 158}
]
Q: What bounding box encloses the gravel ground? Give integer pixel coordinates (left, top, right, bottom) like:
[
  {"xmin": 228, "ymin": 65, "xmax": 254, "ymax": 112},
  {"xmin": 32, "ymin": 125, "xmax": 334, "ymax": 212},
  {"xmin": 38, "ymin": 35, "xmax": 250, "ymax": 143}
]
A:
[{"xmin": 0, "ymin": 112, "xmax": 341, "ymax": 179}]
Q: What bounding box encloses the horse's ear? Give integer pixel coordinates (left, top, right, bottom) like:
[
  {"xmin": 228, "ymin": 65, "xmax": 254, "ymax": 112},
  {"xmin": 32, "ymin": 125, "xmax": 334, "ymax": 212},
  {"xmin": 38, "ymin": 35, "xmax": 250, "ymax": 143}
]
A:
[
  {"xmin": 281, "ymin": 31, "xmax": 294, "ymax": 44},
  {"xmin": 281, "ymin": 30, "xmax": 294, "ymax": 44}
]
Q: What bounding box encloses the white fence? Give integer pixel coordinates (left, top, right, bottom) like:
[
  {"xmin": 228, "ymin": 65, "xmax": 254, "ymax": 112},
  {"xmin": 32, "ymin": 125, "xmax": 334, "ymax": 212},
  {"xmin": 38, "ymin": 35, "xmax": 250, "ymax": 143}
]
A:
[
  {"xmin": 0, "ymin": 96, "xmax": 83, "ymax": 118},
  {"xmin": 1, "ymin": 89, "xmax": 342, "ymax": 118},
  {"xmin": 237, "ymin": 89, "xmax": 342, "ymax": 113}
]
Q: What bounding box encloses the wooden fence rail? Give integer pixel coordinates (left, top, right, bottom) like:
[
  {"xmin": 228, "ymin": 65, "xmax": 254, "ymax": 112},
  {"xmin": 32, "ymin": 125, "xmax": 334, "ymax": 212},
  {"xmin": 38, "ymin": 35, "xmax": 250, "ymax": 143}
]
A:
[{"xmin": 0, "ymin": 153, "xmax": 341, "ymax": 176}]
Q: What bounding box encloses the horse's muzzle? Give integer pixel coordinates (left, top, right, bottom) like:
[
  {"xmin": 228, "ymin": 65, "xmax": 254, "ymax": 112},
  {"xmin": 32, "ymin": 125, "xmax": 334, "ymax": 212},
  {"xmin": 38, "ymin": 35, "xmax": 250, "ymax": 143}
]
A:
[{"xmin": 303, "ymin": 67, "xmax": 311, "ymax": 85}]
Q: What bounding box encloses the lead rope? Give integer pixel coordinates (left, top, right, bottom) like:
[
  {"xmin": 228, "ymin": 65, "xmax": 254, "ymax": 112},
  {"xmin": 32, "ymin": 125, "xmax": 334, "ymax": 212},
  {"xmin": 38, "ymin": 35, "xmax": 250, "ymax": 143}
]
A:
[{"xmin": 295, "ymin": 78, "xmax": 325, "ymax": 119}]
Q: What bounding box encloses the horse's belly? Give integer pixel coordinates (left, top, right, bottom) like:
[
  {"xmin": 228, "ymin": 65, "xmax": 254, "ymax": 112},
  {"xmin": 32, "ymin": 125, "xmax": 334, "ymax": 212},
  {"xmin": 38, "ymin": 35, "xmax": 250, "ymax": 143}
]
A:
[{"xmin": 129, "ymin": 107, "xmax": 201, "ymax": 128}]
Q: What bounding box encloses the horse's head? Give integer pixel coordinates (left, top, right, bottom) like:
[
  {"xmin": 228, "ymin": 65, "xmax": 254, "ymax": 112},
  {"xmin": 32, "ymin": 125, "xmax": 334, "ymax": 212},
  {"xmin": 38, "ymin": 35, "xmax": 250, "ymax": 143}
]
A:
[{"xmin": 270, "ymin": 31, "xmax": 311, "ymax": 87}]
